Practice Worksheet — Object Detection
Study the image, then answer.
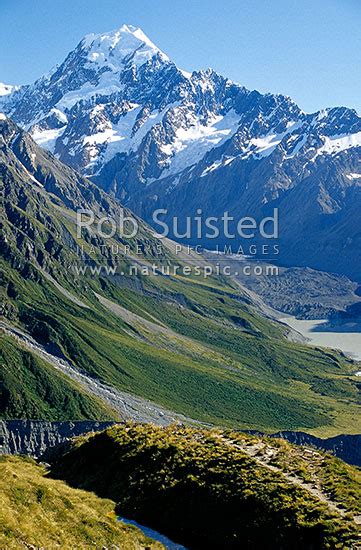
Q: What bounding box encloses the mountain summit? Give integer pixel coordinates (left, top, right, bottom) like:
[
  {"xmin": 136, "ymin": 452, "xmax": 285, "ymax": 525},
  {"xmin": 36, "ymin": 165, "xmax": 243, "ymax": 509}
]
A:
[{"xmin": 81, "ymin": 24, "xmax": 169, "ymax": 67}]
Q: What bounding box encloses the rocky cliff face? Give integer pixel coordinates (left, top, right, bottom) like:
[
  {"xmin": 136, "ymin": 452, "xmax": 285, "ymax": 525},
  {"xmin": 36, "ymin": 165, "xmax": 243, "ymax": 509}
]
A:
[{"xmin": 0, "ymin": 420, "xmax": 115, "ymax": 457}]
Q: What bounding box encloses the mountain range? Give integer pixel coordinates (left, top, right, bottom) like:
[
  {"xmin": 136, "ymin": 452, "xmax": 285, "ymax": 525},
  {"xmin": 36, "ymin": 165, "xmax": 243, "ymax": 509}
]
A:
[{"xmin": 1, "ymin": 24, "xmax": 361, "ymax": 279}]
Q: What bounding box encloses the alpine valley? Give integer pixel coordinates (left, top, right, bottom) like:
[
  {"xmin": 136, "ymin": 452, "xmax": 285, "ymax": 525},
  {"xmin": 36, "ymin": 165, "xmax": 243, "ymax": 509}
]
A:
[
  {"xmin": 3, "ymin": 112, "xmax": 360, "ymax": 434},
  {"xmin": 1, "ymin": 22, "xmax": 361, "ymax": 550}
]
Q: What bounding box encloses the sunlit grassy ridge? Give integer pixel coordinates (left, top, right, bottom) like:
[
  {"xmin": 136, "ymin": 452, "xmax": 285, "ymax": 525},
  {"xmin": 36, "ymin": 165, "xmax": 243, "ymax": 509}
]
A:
[
  {"xmin": 248, "ymin": 436, "xmax": 361, "ymax": 514},
  {"xmin": 0, "ymin": 455, "xmax": 162, "ymax": 549},
  {"xmin": 50, "ymin": 423, "xmax": 361, "ymax": 549}
]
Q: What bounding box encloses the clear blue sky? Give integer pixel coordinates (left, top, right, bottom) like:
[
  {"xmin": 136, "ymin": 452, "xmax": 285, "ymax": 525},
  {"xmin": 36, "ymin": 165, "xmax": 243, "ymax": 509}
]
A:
[{"xmin": 1, "ymin": 0, "xmax": 360, "ymax": 113}]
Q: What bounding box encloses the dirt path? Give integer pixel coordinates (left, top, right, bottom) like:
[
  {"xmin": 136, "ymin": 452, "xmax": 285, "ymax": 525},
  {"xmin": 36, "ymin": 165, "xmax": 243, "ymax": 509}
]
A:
[
  {"xmin": 219, "ymin": 435, "xmax": 360, "ymax": 525},
  {"xmin": 242, "ymin": 442, "xmax": 346, "ymax": 515}
]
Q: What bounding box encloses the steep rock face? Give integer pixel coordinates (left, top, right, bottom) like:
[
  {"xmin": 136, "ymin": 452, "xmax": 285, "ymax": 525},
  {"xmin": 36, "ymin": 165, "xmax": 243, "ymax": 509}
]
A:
[
  {"xmin": 0, "ymin": 420, "xmax": 115, "ymax": 457},
  {"xmin": 1, "ymin": 24, "xmax": 361, "ymax": 278}
]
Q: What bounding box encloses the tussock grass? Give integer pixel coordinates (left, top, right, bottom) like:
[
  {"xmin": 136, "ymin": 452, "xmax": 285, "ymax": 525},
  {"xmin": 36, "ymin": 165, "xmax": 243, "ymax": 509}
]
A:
[{"xmin": 0, "ymin": 455, "xmax": 162, "ymax": 549}]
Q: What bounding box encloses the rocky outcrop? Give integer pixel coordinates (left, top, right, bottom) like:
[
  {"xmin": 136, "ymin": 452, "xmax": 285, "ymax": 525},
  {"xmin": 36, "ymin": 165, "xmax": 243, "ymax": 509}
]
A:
[
  {"xmin": 231, "ymin": 265, "xmax": 361, "ymax": 320},
  {"xmin": 0, "ymin": 420, "xmax": 115, "ymax": 457}
]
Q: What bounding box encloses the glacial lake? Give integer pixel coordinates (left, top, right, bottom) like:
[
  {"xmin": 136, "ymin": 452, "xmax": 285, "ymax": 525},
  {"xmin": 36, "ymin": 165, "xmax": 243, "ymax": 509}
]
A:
[
  {"xmin": 280, "ymin": 316, "xmax": 361, "ymax": 369},
  {"xmin": 119, "ymin": 517, "xmax": 187, "ymax": 549}
]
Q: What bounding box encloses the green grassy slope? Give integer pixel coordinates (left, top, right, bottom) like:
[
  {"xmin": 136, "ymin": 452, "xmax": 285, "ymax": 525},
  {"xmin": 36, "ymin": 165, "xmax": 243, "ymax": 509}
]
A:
[
  {"xmin": 0, "ymin": 334, "xmax": 118, "ymax": 420},
  {"xmin": 3, "ymin": 250, "xmax": 360, "ymax": 434},
  {"xmin": 50, "ymin": 423, "xmax": 361, "ymax": 549},
  {"xmin": 1, "ymin": 117, "xmax": 360, "ymax": 435},
  {"xmin": 0, "ymin": 455, "xmax": 162, "ymax": 549}
]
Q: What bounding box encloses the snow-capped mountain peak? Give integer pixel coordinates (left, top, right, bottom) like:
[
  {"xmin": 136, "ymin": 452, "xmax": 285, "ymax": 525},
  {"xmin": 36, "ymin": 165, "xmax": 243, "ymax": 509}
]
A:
[
  {"xmin": 81, "ymin": 24, "xmax": 169, "ymax": 69},
  {"xmin": 0, "ymin": 83, "xmax": 18, "ymax": 97}
]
